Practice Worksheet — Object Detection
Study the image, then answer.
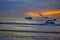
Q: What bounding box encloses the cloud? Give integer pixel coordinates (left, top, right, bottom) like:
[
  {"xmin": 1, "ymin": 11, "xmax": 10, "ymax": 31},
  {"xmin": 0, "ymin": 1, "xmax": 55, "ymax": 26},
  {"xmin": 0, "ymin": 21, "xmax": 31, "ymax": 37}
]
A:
[
  {"xmin": 0, "ymin": 0, "xmax": 60, "ymax": 10},
  {"xmin": 0, "ymin": 0, "xmax": 60, "ymax": 18}
]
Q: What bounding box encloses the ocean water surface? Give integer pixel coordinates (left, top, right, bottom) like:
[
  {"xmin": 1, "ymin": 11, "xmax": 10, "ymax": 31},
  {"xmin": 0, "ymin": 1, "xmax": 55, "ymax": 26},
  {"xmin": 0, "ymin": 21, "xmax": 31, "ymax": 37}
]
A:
[{"xmin": 0, "ymin": 18, "xmax": 60, "ymax": 40}]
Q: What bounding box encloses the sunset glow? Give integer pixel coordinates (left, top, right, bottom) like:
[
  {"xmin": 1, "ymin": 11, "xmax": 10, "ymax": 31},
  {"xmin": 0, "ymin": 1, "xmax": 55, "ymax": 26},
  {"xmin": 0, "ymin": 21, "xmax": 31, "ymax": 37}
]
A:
[
  {"xmin": 42, "ymin": 10, "xmax": 60, "ymax": 15},
  {"xmin": 25, "ymin": 12, "xmax": 40, "ymax": 17},
  {"xmin": 25, "ymin": 10, "xmax": 60, "ymax": 18}
]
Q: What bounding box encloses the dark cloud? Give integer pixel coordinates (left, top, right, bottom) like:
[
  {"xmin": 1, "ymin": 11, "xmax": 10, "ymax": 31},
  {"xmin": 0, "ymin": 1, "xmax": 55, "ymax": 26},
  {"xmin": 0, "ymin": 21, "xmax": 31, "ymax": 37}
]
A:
[
  {"xmin": 0, "ymin": 0, "xmax": 60, "ymax": 10},
  {"xmin": 0, "ymin": 0, "xmax": 60, "ymax": 18}
]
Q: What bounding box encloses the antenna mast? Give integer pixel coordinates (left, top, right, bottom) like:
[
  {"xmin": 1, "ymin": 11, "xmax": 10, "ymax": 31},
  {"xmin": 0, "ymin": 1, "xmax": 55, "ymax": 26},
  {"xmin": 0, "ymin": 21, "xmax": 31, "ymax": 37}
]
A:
[{"xmin": 39, "ymin": 13, "xmax": 48, "ymax": 18}]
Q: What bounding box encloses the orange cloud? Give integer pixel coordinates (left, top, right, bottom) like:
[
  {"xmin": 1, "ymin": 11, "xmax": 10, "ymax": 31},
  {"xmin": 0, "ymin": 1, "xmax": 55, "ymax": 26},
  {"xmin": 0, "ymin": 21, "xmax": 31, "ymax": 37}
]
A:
[
  {"xmin": 41, "ymin": 9, "xmax": 60, "ymax": 18},
  {"xmin": 25, "ymin": 9, "xmax": 60, "ymax": 18},
  {"xmin": 25, "ymin": 11, "xmax": 40, "ymax": 17},
  {"xmin": 42, "ymin": 10, "xmax": 60, "ymax": 15}
]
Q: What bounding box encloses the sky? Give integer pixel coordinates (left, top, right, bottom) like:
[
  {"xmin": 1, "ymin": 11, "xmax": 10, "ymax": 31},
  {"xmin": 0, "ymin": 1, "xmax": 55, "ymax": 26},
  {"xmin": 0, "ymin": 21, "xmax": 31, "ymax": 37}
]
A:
[{"xmin": 0, "ymin": 0, "xmax": 60, "ymax": 18}]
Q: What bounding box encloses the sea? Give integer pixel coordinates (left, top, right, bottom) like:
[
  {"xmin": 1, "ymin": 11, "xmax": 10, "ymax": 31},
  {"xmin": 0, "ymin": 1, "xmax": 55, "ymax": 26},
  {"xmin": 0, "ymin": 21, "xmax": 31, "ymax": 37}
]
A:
[{"xmin": 0, "ymin": 18, "xmax": 60, "ymax": 40}]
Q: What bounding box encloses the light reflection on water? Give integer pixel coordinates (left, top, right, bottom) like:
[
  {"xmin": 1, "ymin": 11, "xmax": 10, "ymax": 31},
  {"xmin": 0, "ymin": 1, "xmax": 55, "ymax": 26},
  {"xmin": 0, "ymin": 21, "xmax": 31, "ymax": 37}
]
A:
[
  {"xmin": 0, "ymin": 24, "xmax": 60, "ymax": 40},
  {"xmin": 0, "ymin": 24, "xmax": 60, "ymax": 31},
  {"xmin": 0, "ymin": 18, "xmax": 60, "ymax": 40}
]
